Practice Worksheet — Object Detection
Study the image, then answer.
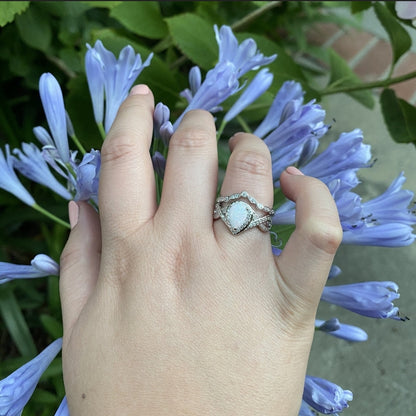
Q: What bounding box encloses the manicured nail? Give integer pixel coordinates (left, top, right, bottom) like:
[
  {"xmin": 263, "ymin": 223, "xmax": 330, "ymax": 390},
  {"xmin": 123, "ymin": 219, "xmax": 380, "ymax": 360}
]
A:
[
  {"xmin": 68, "ymin": 201, "xmax": 79, "ymax": 229},
  {"xmin": 129, "ymin": 84, "xmax": 150, "ymax": 96},
  {"xmin": 286, "ymin": 166, "xmax": 304, "ymax": 176}
]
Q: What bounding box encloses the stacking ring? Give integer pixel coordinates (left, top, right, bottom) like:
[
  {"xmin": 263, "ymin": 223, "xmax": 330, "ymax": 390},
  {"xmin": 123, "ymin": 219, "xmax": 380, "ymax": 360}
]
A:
[{"xmin": 213, "ymin": 191, "xmax": 274, "ymax": 235}]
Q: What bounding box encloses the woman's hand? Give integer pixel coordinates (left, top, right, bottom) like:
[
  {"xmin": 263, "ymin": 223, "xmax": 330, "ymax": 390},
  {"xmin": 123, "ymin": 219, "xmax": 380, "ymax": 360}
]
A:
[{"xmin": 60, "ymin": 84, "xmax": 342, "ymax": 415}]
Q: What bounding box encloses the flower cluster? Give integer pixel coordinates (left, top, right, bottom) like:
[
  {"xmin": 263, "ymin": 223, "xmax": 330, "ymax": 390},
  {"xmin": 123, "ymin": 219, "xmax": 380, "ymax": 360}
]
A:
[{"xmin": 0, "ymin": 25, "xmax": 414, "ymax": 415}]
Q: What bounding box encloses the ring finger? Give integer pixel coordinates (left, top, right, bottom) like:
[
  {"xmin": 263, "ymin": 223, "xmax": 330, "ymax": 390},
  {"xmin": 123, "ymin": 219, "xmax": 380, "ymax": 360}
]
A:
[{"xmin": 214, "ymin": 133, "xmax": 274, "ymax": 245}]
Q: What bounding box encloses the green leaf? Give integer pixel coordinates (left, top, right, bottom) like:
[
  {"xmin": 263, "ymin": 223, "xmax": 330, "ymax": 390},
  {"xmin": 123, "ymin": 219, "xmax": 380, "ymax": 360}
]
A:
[
  {"xmin": 81, "ymin": 1, "xmax": 122, "ymax": 8},
  {"xmin": 0, "ymin": 1, "xmax": 29, "ymax": 27},
  {"xmin": 166, "ymin": 13, "xmax": 218, "ymax": 70},
  {"xmin": 373, "ymin": 2, "xmax": 412, "ymax": 66},
  {"xmin": 110, "ymin": 2, "xmax": 167, "ymax": 39},
  {"xmin": 328, "ymin": 49, "xmax": 374, "ymax": 108},
  {"xmin": 351, "ymin": 1, "xmax": 372, "ymax": 14},
  {"xmin": 15, "ymin": 4, "xmax": 52, "ymax": 52},
  {"xmin": 0, "ymin": 287, "xmax": 37, "ymax": 357},
  {"xmin": 40, "ymin": 314, "xmax": 63, "ymax": 339},
  {"xmin": 380, "ymin": 88, "xmax": 416, "ymax": 145}
]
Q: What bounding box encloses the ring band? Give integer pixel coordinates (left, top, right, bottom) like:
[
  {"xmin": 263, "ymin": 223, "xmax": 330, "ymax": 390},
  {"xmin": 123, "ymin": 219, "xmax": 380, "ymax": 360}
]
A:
[{"xmin": 214, "ymin": 191, "xmax": 274, "ymax": 235}]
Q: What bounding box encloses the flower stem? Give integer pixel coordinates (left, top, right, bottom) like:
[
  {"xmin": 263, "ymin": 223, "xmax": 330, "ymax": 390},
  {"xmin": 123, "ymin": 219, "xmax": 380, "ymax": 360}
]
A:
[
  {"xmin": 32, "ymin": 203, "xmax": 70, "ymax": 229},
  {"xmin": 236, "ymin": 115, "xmax": 252, "ymax": 133},
  {"xmin": 217, "ymin": 119, "xmax": 227, "ymax": 140},
  {"xmin": 98, "ymin": 122, "xmax": 106, "ymax": 141},
  {"xmin": 321, "ymin": 69, "xmax": 416, "ymax": 95},
  {"xmin": 70, "ymin": 134, "xmax": 86, "ymax": 155},
  {"xmin": 231, "ymin": 1, "xmax": 282, "ymax": 31}
]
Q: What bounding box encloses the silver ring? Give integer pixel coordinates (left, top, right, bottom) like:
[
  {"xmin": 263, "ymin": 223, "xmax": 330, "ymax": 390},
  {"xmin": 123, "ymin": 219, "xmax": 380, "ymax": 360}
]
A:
[{"xmin": 213, "ymin": 191, "xmax": 274, "ymax": 235}]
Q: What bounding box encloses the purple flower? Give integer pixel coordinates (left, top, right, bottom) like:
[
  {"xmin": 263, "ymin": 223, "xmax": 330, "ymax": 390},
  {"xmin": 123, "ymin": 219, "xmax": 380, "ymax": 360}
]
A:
[
  {"xmin": 321, "ymin": 281, "xmax": 400, "ymax": 319},
  {"xmin": 54, "ymin": 396, "xmax": 68, "ymax": 416},
  {"xmin": 361, "ymin": 172, "xmax": 416, "ymax": 226},
  {"xmin": 174, "ymin": 25, "xmax": 276, "ymax": 128},
  {"xmin": 316, "ymin": 318, "xmax": 368, "ymax": 342},
  {"xmin": 224, "ymin": 68, "xmax": 273, "ymax": 122},
  {"xmin": 39, "ymin": 73, "xmax": 70, "ymax": 163},
  {"xmin": 263, "ymin": 94, "xmax": 328, "ymax": 182},
  {"xmin": 254, "ymin": 80, "xmax": 304, "ymax": 139},
  {"xmin": 342, "ymin": 222, "xmax": 415, "ymax": 247},
  {"xmin": 154, "ymin": 102, "xmax": 171, "ymax": 144},
  {"xmin": 0, "ymin": 338, "xmax": 62, "ymax": 416},
  {"xmin": 215, "ymin": 25, "xmax": 276, "ymax": 77},
  {"xmin": 72, "ymin": 150, "xmax": 101, "ymax": 203},
  {"xmin": 298, "ymin": 400, "xmax": 318, "ymax": 416},
  {"xmin": 0, "ymin": 146, "xmax": 35, "ymax": 206},
  {"xmin": 0, "ymin": 254, "xmax": 59, "ymax": 285},
  {"xmin": 12, "ymin": 143, "xmax": 72, "ymax": 200},
  {"xmin": 85, "ymin": 40, "xmax": 153, "ymax": 133},
  {"xmin": 303, "ymin": 375, "xmax": 353, "ymax": 414},
  {"xmin": 152, "ymin": 151, "xmax": 166, "ymax": 179},
  {"xmin": 33, "ymin": 126, "xmax": 54, "ymax": 147},
  {"xmin": 300, "ymin": 129, "xmax": 372, "ymax": 184}
]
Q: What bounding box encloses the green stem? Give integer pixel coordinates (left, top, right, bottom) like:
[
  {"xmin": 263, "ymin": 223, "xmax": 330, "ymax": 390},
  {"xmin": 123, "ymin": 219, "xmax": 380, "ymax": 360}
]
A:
[
  {"xmin": 32, "ymin": 203, "xmax": 70, "ymax": 229},
  {"xmin": 236, "ymin": 115, "xmax": 252, "ymax": 133},
  {"xmin": 70, "ymin": 134, "xmax": 86, "ymax": 155},
  {"xmin": 321, "ymin": 69, "xmax": 416, "ymax": 96},
  {"xmin": 216, "ymin": 119, "xmax": 227, "ymax": 140},
  {"xmin": 231, "ymin": 1, "xmax": 282, "ymax": 31},
  {"xmin": 98, "ymin": 123, "xmax": 106, "ymax": 141}
]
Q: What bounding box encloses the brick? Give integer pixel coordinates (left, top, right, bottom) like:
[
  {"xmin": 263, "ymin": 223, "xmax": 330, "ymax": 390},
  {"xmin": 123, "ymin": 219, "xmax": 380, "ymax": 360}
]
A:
[
  {"xmin": 331, "ymin": 29, "xmax": 374, "ymax": 62},
  {"xmin": 391, "ymin": 52, "xmax": 416, "ymax": 101},
  {"xmin": 354, "ymin": 39, "xmax": 393, "ymax": 81},
  {"xmin": 306, "ymin": 23, "xmax": 340, "ymax": 46}
]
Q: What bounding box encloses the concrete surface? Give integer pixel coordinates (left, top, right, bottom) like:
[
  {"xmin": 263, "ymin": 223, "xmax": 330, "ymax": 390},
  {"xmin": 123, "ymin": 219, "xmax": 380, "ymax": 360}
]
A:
[{"xmin": 306, "ymin": 93, "xmax": 416, "ymax": 415}]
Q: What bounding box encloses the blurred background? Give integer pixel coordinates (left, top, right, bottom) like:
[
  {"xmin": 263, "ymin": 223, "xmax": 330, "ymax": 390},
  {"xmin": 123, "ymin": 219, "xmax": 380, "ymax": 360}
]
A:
[{"xmin": 0, "ymin": 2, "xmax": 415, "ymax": 415}]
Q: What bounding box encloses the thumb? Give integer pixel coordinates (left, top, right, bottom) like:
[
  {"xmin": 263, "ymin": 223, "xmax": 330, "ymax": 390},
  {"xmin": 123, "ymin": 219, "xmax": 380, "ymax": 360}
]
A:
[
  {"xmin": 276, "ymin": 167, "xmax": 342, "ymax": 313},
  {"xmin": 60, "ymin": 201, "xmax": 101, "ymax": 338}
]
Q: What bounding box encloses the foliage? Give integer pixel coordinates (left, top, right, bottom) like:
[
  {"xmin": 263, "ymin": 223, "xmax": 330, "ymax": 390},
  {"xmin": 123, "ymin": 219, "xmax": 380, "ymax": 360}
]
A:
[{"xmin": 0, "ymin": 2, "xmax": 415, "ymax": 414}]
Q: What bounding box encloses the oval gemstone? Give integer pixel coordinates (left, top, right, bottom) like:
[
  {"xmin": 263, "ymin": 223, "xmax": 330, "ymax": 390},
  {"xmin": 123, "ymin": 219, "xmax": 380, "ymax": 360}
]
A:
[{"xmin": 226, "ymin": 201, "xmax": 251, "ymax": 233}]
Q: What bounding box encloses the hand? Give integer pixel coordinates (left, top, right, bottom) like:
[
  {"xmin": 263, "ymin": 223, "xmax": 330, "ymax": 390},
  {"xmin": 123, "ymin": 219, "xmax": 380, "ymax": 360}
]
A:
[{"xmin": 60, "ymin": 84, "xmax": 342, "ymax": 415}]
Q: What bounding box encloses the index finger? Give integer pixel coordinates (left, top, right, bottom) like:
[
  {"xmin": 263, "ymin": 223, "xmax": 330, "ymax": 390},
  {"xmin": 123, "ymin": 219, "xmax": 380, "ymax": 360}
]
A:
[{"xmin": 99, "ymin": 85, "xmax": 156, "ymax": 239}]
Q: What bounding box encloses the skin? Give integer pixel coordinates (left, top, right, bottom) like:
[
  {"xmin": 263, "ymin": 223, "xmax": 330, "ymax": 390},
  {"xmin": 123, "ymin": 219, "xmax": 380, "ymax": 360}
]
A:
[{"xmin": 59, "ymin": 84, "xmax": 342, "ymax": 415}]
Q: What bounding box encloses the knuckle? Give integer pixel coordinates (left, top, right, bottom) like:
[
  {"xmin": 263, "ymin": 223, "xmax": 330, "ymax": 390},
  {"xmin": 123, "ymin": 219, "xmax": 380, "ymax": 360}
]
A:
[
  {"xmin": 169, "ymin": 126, "xmax": 212, "ymax": 150},
  {"xmin": 231, "ymin": 148, "xmax": 271, "ymax": 178},
  {"xmin": 303, "ymin": 219, "xmax": 343, "ymax": 255},
  {"xmin": 101, "ymin": 133, "xmax": 137, "ymax": 165}
]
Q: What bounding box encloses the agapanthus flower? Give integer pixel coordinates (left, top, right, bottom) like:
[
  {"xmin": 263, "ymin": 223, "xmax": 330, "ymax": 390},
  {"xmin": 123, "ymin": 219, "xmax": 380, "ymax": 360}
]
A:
[
  {"xmin": 300, "ymin": 129, "xmax": 372, "ymax": 185},
  {"xmin": 0, "ymin": 254, "xmax": 59, "ymax": 285},
  {"xmin": 254, "ymin": 80, "xmax": 304, "ymax": 139},
  {"xmin": 12, "ymin": 143, "xmax": 72, "ymax": 200},
  {"xmin": 224, "ymin": 68, "xmax": 274, "ymax": 122},
  {"xmin": 303, "ymin": 375, "xmax": 353, "ymax": 414},
  {"xmin": 85, "ymin": 40, "xmax": 153, "ymax": 133},
  {"xmin": 298, "ymin": 399, "xmax": 318, "ymax": 415},
  {"xmin": 39, "ymin": 73, "xmax": 70, "ymax": 164},
  {"xmin": 154, "ymin": 102, "xmax": 172, "ymax": 144},
  {"xmin": 174, "ymin": 25, "xmax": 276, "ymax": 128},
  {"xmin": 262, "ymin": 89, "xmax": 328, "ymax": 182},
  {"xmin": 316, "ymin": 318, "xmax": 368, "ymax": 342},
  {"xmin": 0, "ymin": 145, "xmax": 35, "ymax": 206},
  {"xmin": 0, "ymin": 338, "xmax": 62, "ymax": 416},
  {"xmin": 321, "ymin": 281, "xmax": 400, "ymax": 319},
  {"xmin": 71, "ymin": 150, "xmax": 101, "ymax": 203},
  {"xmin": 54, "ymin": 396, "xmax": 68, "ymax": 416},
  {"xmin": 152, "ymin": 151, "xmax": 166, "ymax": 179}
]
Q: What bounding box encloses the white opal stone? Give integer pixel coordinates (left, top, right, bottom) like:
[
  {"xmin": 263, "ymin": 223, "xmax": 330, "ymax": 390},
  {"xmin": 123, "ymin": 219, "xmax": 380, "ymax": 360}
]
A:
[{"xmin": 227, "ymin": 201, "xmax": 250, "ymax": 232}]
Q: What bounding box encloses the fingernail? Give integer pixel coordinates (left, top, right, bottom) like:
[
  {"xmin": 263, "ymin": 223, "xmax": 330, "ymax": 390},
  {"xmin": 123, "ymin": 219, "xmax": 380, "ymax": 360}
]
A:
[
  {"xmin": 129, "ymin": 84, "xmax": 150, "ymax": 96},
  {"xmin": 286, "ymin": 166, "xmax": 304, "ymax": 176},
  {"xmin": 68, "ymin": 201, "xmax": 79, "ymax": 229}
]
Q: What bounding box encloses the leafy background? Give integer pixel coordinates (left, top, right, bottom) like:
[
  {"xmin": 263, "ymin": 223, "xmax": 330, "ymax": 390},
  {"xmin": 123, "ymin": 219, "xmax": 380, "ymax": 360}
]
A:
[{"xmin": 1, "ymin": 1, "xmax": 415, "ymax": 414}]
